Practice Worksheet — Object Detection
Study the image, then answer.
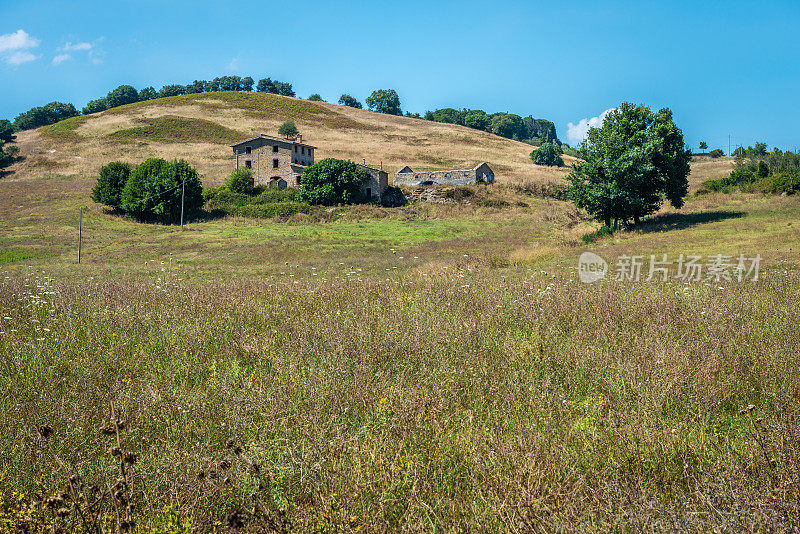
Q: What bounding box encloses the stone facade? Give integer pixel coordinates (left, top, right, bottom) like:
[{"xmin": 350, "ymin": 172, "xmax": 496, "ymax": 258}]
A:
[
  {"xmin": 356, "ymin": 164, "xmax": 389, "ymax": 199},
  {"xmin": 394, "ymin": 162, "xmax": 494, "ymax": 187},
  {"xmin": 231, "ymin": 134, "xmax": 316, "ymax": 188}
]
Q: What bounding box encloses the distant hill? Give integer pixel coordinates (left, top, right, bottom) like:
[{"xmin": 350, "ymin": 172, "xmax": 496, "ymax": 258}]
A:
[{"xmin": 9, "ymin": 92, "xmax": 573, "ymax": 189}]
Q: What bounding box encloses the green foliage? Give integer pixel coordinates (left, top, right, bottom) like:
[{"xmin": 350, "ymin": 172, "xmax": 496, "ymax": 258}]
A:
[
  {"xmin": 298, "ymin": 158, "xmax": 368, "ymax": 205},
  {"xmin": 14, "ymin": 102, "xmax": 79, "ymax": 130},
  {"xmin": 708, "ymin": 148, "xmax": 724, "ymax": 158},
  {"xmin": 106, "ymin": 85, "xmax": 139, "ymax": 108},
  {"xmin": 229, "ymin": 201, "xmax": 310, "ymax": 218},
  {"xmin": 530, "ymin": 142, "xmax": 564, "ymax": 167},
  {"xmin": 700, "ymin": 147, "xmax": 800, "ymax": 195},
  {"xmin": 278, "ymin": 120, "xmax": 299, "ymax": 138},
  {"xmin": 366, "ymin": 89, "xmax": 402, "ymax": 115},
  {"xmin": 204, "ymin": 184, "xmax": 308, "ymax": 219},
  {"xmin": 120, "ymin": 158, "xmax": 203, "ymax": 223},
  {"xmin": 158, "ymin": 85, "xmax": 186, "ymax": 98},
  {"xmin": 91, "ymin": 161, "xmax": 132, "ymax": 207},
  {"xmin": 307, "ymin": 93, "xmax": 325, "ymax": 102},
  {"xmin": 82, "ymin": 98, "xmax": 108, "ymax": 115},
  {"xmin": 463, "ymin": 110, "xmax": 489, "ymax": 131},
  {"xmin": 0, "ymin": 119, "xmax": 16, "ymax": 144},
  {"xmin": 251, "ymin": 187, "xmax": 300, "ymax": 204},
  {"xmin": 567, "ymin": 102, "xmax": 692, "ymax": 227},
  {"xmin": 581, "ymin": 224, "xmax": 615, "ymax": 244},
  {"xmin": 425, "ymin": 108, "xmax": 465, "ymax": 125},
  {"xmin": 699, "ymin": 141, "xmax": 708, "ymax": 153},
  {"xmin": 139, "ymin": 86, "xmax": 157, "ymax": 100},
  {"xmin": 489, "ymin": 113, "xmax": 524, "ymax": 139},
  {"xmin": 380, "ymin": 186, "xmax": 406, "ymax": 207},
  {"xmin": 338, "ymin": 94, "xmax": 362, "ymax": 108},
  {"xmin": 256, "ymin": 78, "xmax": 295, "ymax": 96},
  {"xmin": 225, "ymin": 167, "xmax": 254, "ymax": 195}
]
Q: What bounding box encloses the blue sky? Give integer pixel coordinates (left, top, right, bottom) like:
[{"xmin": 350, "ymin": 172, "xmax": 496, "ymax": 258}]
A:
[{"xmin": 2, "ymin": 0, "xmax": 799, "ymax": 151}]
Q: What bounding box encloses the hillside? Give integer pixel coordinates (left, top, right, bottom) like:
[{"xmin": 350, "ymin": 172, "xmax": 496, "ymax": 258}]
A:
[{"xmin": 8, "ymin": 91, "xmax": 574, "ymax": 190}]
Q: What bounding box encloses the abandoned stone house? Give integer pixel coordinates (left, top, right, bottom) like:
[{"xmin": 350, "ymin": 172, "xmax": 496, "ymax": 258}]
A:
[
  {"xmin": 231, "ymin": 134, "xmax": 316, "ymax": 189},
  {"xmin": 356, "ymin": 163, "xmax": 389, "ymax": 199},
  {"xmin": 394, "ymin": 163, "xmax": 495, "ymax": 187}
]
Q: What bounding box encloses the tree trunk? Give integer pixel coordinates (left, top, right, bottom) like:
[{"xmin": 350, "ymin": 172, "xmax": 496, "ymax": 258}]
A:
[
  {"xmin": 604, "ymin": 216, "xmax": 611, "ymax": 228},
  {"xmin": 634, "ymin": 215, "xmax": 640, "ymax": 226}
]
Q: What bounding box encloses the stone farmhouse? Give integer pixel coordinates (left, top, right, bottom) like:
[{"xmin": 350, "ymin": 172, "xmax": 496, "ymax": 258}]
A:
[
  {"xmin": 394, "ymin": 163, "xmax": 495, "ymax": 187},
  {"xmin": 231, "ymin": 134, "xmax": 316, "ymax": 189},
  {"xmin": 230, "ymin": 135, "xmax": 388, "ymax": 199}
]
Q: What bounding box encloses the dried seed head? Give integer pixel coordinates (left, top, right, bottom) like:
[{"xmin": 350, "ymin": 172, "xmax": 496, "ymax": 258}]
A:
[
  {"xmin": 197, "ymin": 470, "xmax": 206, "ymax": 481},
  {"xmin": 100, "ymin": 425, "xmax": 116, "ymax": 435},
  {"xmin": 120, "ymin": 520, "xmax": 133, "ymax": 531},
  {"xmin": 124, "ymin": 452, "xmax": 137, "ymax": 465},
  {"xmin": 38, "ymin": 425, "xmax": 53, "ymax": 439},
  {"xmin": 225, "ymin": 438, "xmax": 235, "ymax": 449},
  {"xmin": 219, "ymin": 460, "xmax": 231, "ymax": 470},
  {"xmin": 116, "ymin": 420, "xmax": 126, "ymax": 431},
  {"xmin": 56, "ymin": 507, "xmax": 70, "ymax": 518},
  {"xmin": 226, "ymin": 509, "xmax": 247, "ymax": 529},
  {"xmin": 108, "ymin": 446, "xmax": 122, "ymax": 457},
  {"xmin": 114, "ymin": 489, "xmax": 126, "ymax": 503}
]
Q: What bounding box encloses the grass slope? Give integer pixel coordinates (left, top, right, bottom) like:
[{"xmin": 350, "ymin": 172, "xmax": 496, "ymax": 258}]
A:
[{"xmin": 17, "ymin": 91, "xmax": 572, "ymax": 188}]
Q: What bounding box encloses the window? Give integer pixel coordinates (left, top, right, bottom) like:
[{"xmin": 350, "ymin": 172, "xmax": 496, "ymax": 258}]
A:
[
  {"xmin": 294, "ymin": 146, "xmax": 298, "ymax": 153},
  {"xmin": 366, "ymin": 188, "xmax": 372, "ymax": 197},
  {"xmin": 273, "ymin": 145, "xmax": 279, "ymax": 153},
  {"xmin": 245, "ymin": 160, "xmax": 252, "ymax": 168},
  {"xmin": 296, "ymin": 176, "xmax": 301, "ymax": 185},
  {"xmin": 463, "ymin": 171, "xmax": 469, "ymax": 176},
  {"xmin": 245, "ymin": 146, "xmax": 252, "ymax": 154},
  {"xmin": 273, "ymin": 158, "xmax": 279, "ymax": 168},
  {"xmin": 301, "ymin": 147, "xmax": 305, "ymax": 155},
  {"xmin": 445, "ymin": 173, "xmax": 451, "ymax": 178}
]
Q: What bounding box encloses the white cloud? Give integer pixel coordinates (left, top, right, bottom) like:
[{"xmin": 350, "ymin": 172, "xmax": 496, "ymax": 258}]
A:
[
  {"xmin": 226, "ymin": 57, "xmax": 240, "ymax": 72},
  {"xmin": 566, "ymin": 108, "xmax": 616, "ymax": 146},
  {"xmin": 52, "ymin": 53, "xmax": 72, "ymax": 65},
  {"xmin": 0, "ymin": 29, "xmax": 41, "ymax": 65},
  {"xmin": 53, "ymin": 39, "xmax": 102, "ymax": 65},
  {"xmin": 60, "ymin": 41, "xmax": 93, "ymax": 52}
]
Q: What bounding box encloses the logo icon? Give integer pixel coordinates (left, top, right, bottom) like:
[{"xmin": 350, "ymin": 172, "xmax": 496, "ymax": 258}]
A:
[{"xmin": 578, "ymin": 252, "xmax": 608, "ymax": 283}]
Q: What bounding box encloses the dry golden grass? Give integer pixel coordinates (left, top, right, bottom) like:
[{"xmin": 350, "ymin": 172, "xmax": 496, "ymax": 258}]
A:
[
  {"xmin": 687, "ymin": 155, "xmax": 735, "ymax": 190},
  {"xmin": 15, "ymin": 92, "xmax": 572, "ymax": 190}
]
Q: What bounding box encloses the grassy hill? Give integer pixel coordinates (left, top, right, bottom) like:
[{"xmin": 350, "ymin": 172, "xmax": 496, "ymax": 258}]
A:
[{"xmin": 11, "ymin": 91, "xmax": 573, "ymax": 190}]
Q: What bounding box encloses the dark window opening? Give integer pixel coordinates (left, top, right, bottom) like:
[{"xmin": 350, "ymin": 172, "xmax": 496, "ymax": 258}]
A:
[
  {"xmin": 296, "ymin": 176, "xmax": 301, "ymax": 184},
  {"xmin": 245, "ymin": 160, "xmax": 252, "ymax": 168},
  {"xmin": 294, "ymin": 146, "xmax": 298, "ymax": 152},
  {"xmin": 273, "ymin": 145, "xmax": 279, "ymax": 153},
  {"xmin": 273, "ymin": 159, "xmax": 279, "ymax": 168},
  {"xmin": 245, "ymin": 146, "xmax": 252, "ymax": 154},
  {"xmin": 366, "ymin": 188, "xmax": 372, "ymax": 197}
]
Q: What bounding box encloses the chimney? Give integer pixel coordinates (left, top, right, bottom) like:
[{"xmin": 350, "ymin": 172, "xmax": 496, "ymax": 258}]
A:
[
  {"xmin": 363, "ymin": 158, "xmax": 366, "ymax": 165},
  {"xmin": 380, "ymin": 161, "xmax": 383, "ymax": 170}
]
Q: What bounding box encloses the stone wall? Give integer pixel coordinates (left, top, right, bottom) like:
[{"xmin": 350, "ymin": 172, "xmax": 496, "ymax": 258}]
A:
[{"xmin": 394, "ymin": 163, "xmax": 494, "ymax": 187}]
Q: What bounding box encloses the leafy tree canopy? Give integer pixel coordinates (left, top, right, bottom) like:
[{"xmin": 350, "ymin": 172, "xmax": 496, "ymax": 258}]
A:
[
  {"xmin": 530, "ymin": 142, "xmax": 564, "ymax": 167},
  {"xmin": 307, "ymin": 93, "xmax": 325, "ymax": 102},
  {"xmin": 14, "ymin": 102, "xmax": 78, "ymax": 130},
  {"xmin": 91, "ymin": 161, "xmax": 132, "ymax": 207},
  {"xmin": 278, "ymin": 120, "xmax": 299, "ymax": 139},
  {"xmin": 106, "ymin": 85, "xmax": 139, "ymax": 108},
  {"xmin": 338, "ymin": 94, "xmax": 362, "ymax": 108},
  {"xmin": 366, "ymin": 89, "xmax": 401, "ymax": 115},
  {"xmin": 256, "ymin": 78, "xmax": 295, "ymax": 96},
  {"xmin": 0, "ymin": 119, "xmax": 15, "ymax": 145},
  {"xmin": 298, "ymin": 158, "xmax": 368, "ymax": 205},
  {"xmin": 225, "ymin": 167, "xmax": 254, "ymax": 195},
  {"xmin": 120, "ymin": 158, "xmax": 203, "ymax": 223},
  {"xmin": 567, "ymin": 102, "xmax": 691, "ymax": 227},
  {"xmin": 82, "ymin": 98, "xmax": 108, "ymax": 115}
]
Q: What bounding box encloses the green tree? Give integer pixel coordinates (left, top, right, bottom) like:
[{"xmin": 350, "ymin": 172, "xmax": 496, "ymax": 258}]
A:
[
  {"xmin": 225, "ymin": 167, "xmax": 254, "ymax": 194},
  {"xmin": 530, "ymin": 142, "xmax": 564, "ymax": 167},
  {"xmin": 91, "ymin": 161, "xmax": 132, "ymax": 207},
  {"xmin": 278, "ymin": 120, "xmax": 299, "ymax": 139},
  {"xmin": 120, "ymin": 158, "xmax": 203, "ymax": 223},
  {"xmin": 184, "ymin": 81, "xmax": 206, "ymax": 94},
  {"xmin": 298, "ymin": 158, "xmax": 368, "ymax": 205},
  {"xmin": 567, "ymin": 102, "xmax": 691, "ymax": 227},
  {"xmin": 0, "ymin": 120, "xmax": 15, "ymax": 145},
  {"xmin": 158, "ymin": 85, "xmax": 186, "ymax": 98},
  {"xmin": 106, "ymin": 85, "xmax": 139, "ymax": 108},
  {"xmin": 366, "ymin": 89, "xmax": 401, "ymax": 115},
  {"xmin": 307, "ymin": 93, "xmax": 325, "ymax": 102},
  {"xmin": 82, "ymin": 98, "xmax": 108, "ymax": 115},
  {"xmin": 14, "ymin": 102, "xmax": 78, "ymax": 130},
  {"xmin": 463, "ymin": 110, "xmax": 489, "ymax": 131},
  {"xmin": 338, "ymin": 94, "xmax": 362, "ymax": 108},
  {"xmin": 425, "ymin": 108, "xmax": 465, "ymax": 125},
  {"xmin": 138, "ymin": 86, "xmax": 157, "ymax": 100},
  {"xmin": 240, "ymin": 76, "xmax": 254, "ymax": 91},
  {"xmin": 488, "ymin": 113, "xmax": 524, "ymax": 139},
  {"xmin": 699, "ymin": 141, "xmax": 708, "ymax": 154}
]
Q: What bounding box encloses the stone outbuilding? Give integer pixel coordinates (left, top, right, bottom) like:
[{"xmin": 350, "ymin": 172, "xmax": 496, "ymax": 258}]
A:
[
  {"xmin": 356, "ymin": 163, "xmax": 389, "ymax": 199},
  {"xmin": 394, "ymin": 163, "xmax": 495, "ymax": 187},
  {"xmin": 230, "ymin": 134, "xmax": 316, "ymax": 188}
]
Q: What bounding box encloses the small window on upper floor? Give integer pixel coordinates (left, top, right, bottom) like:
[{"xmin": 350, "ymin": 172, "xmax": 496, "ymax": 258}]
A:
[
  {"xmin": 245, "ymin": 160, "xmax": 252, "ymax": 168},
  {"xmin": 245, "ymin": 146, "xmax": 252, "ymax": 154},
  {"xmin": 445, "ymin": 173, "xmax": 451, "ymax": 178},
  {"xmin": 273, "ymin": 145, "xmax": 279, "ymax": 153},
  {"xmin": 294, "ymin": 146, "xmax": 298, "ymax": 153},
  {"xmin": 273, "ymin": 158, "xmax": 279, "ymax": 168}
]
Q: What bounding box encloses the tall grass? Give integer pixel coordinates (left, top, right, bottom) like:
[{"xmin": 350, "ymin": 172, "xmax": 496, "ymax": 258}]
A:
[{"xmin": 1, "ymin": 267, "xmax": 798, "ymax": 531}]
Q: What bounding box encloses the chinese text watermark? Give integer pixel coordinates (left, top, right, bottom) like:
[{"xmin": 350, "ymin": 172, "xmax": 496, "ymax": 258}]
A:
[{"xmin": 578, "ymin": 252, "xmax": 761, "ymax": 283}]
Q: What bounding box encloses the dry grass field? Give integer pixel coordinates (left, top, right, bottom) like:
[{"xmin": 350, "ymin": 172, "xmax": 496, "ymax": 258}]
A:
[{"xmin": 1, "ymin": 93, "xmax": 799, "ymax": 532}]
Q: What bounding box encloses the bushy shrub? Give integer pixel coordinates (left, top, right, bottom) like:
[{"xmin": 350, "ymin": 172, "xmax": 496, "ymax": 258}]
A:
[
  {"xmin": 307, "ymin": 94, "xmax": 325, "ymax": 102},
  {"xmin": 120, "ymin": 158, "xmax": 203, "ymax": 223},
  {"xmin": 14, "ymin": 102, "xmax": 79, "ymax": 130},
  {"xmin": 338, "ymin": 94, "xmax": 362, "ymax": 108},
  {"xmin": 82, "ymin": 98, "xmax": 109, "ymax": 115},
  {"xmin": 298, "ymin": 158, "xmax": 369, "ymax": 205},
  {"xmin": 251, "ymin": 187, "xmax": 300, "ymax": 204},
  {"xmin": 225, "ymin": 167, "xmax": 254, "ymax": 194},
  {"xmin": 380, "ymin": 186, "xmax": 406, "ymax": 207},
  {"xmin": 444, "ymin": 186, "xmax": 474, "ymax": 201},
  {"xmin": 708, "ymin": 149, "xmax": 725, "ymax": 158},
  {"xmin": 278, "ymin": 120, "xmax": 299, "ymax": 138},
  {"xmin": 530, "ymin": 142, "xmax": 564, "ymax": 166},
  {"xmin": 91, "ymin": 161, "xmax": 132, "ymax": 207}
]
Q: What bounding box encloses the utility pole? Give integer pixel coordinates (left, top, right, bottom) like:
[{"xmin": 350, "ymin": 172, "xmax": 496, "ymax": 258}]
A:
[
  {"xmin": 728, "ymin": 134, "xmax": 731, "ymax": 157},
  {"xmin": 180, "ymin": 180, "xmax": 185, "ymax": 230},
  {"xmin": 78, "ymin": 207, "xmax": 82, "ymax": 264}
]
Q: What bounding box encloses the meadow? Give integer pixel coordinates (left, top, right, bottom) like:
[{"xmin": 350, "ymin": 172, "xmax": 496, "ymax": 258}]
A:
[{"xmin": 1, "ymin": 96, "xmax": 799, "ymax": 531}]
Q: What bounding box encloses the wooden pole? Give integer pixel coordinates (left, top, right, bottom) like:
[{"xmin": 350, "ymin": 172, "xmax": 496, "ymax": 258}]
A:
[
  {"xmin": 78, "ymin": 207, "xmax": 82, "ymax": 264},
  {"xmin": 180, "ymin": 180, "xmax": 185, "ymax": 230}
]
